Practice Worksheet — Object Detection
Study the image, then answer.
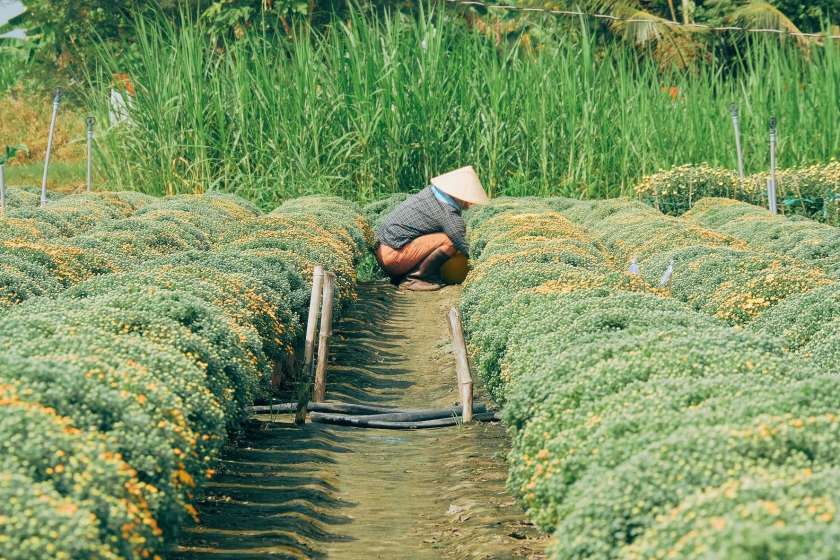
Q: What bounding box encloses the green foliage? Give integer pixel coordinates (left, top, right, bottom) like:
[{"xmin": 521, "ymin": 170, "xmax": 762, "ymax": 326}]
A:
[
  {"xmin": 7, "ymin": 1, "xmax": 260, "ymax": 69},
  {"xmin": 0, "ymin": 190, "xmax": 369, "ymax": 558},
  {"xmin": 0, "ymin": 470, "xmax": 119, "ymax": 560},
  {"xmin": 622, "ymin": 466, "xmax": 840, "ymax": 560},
  {"xmin": 0, "ymin": 144, "xmax": 28, "ymax": 166},
  {"xmin": 0, "ymin": 379, "xmax": 163, "ymax": 557},
  {"xmin": 549, "ymin": 197, "xmax": 836, "ymax": 325},
  {"xmin": 751, "ymin": 285, "xmax": 840, "ymax": 350},
  {"xmin": 553, "ymin": 412, "xmax": 840, "ymax": 559},
  {"xmin": 89, "ymin": 8, "xmax": 840, "ymax": 204},
  {"xmin": 461, "ymin": 196, "xmax": 840, "ymax": 560},
  {"xmin": 694, "ymin": 200, "xmax": 840, "ymax": 380}
]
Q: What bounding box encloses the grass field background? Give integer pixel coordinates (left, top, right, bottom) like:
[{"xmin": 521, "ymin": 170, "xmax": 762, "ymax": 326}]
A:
[{"xmin": 2, "ymin": 10, "xmax": 839, "ymax": 206}]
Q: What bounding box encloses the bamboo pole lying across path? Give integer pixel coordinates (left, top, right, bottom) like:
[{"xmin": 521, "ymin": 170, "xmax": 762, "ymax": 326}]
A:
[
  {"xmin": 314, "ymin": 272, "xmax": 336, "ymax": 403},
  {"xmin": 310, "ymin": 411, "xmax": 502, "ymax": 430},
  {"xmin": 295, "ymin": 265, "xmax": 325, "ymax": 425},
  {"xmin": 446, "ymin": 307, "xmax": 474, "ymax": 422},
  {"xmin": 310, "ymin": 404, "xmax": 488, "ymax": 424},
  {"xmin": 252, "ymin": 402, "xmax": 408, "ymax": 415}
]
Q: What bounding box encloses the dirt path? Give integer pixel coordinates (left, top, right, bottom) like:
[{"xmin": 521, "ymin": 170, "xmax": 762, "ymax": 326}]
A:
[{"xmin": 173, "ymin": 283, "xmax": 547, "ymax": 559}]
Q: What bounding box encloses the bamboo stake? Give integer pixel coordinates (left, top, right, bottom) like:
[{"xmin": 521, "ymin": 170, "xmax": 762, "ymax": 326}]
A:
[
  {"xmin": 303, "ymin": 266, "xmax": 325, "ymax": 377},
  {"xmin": 446, "ymin": 306, "xmax": 474, "ymax": 423},
  {"xmin": 729, "ymin": 103, "xmax": 745, "ymax": 180},
  {"xmin": 314, "ymin": 272, "xmax": 336, "ymax": 403},
  {"xmin": 295, "ymin": 265, "xmax": 324, "ymax": 425},
  {"xmin": 271, "ymin": 358, "xmax": 283, "ymax": 389}
]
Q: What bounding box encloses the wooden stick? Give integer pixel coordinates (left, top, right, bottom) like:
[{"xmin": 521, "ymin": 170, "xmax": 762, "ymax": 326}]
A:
[
  {"xmin": 302, "ymin": 265, "xmax": 325, "ymax": 378},
  {"xmin": 313, "ymin": 272, "xmax": 336, "ymax": 403},
  {"xmin": 295, "ymin": 265, "xmax": 324, "ymax": 425},
  {"xmin": 446, "ymin": 306, "xmax": 474, "ymax": 422},
  {"xmin": 271, "ymin": 358, "xmax": 283, "ymax": 389}
]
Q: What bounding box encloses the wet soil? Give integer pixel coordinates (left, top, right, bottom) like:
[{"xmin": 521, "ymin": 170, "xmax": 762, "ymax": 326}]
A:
[{"xmin": 172, "ymin": 283, "xmax": 547, "ymax": 559}]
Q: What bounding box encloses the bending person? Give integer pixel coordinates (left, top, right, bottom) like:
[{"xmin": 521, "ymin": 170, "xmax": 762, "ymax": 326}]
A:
[{"xmin": 374, "ymin": 166, "xmax": 490, "ymax": 291}]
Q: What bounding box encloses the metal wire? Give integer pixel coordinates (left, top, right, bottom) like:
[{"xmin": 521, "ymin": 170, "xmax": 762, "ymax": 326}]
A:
[{"xmin": 444, "ymin": 0, "xmax": 840, "ymax": 40}]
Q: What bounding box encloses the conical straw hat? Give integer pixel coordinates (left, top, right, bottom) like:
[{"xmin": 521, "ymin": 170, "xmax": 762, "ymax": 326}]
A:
[{"xmin": 431, "ymin": 166, "xmax": 490, "ymax": 206}]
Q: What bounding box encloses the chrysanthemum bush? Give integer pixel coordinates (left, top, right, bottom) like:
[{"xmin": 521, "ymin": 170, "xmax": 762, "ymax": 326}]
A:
[
  {"xmin": 682, "ymin": 198, "xmax": 840, "ymax": 380},
  {"xmin": 3, "ymin": 190, "xmax": 156, "ymax": 238},
  {"xmin": 462, "ymin": 197, "xmax": 840, "ymax": 560},
  {"xmin": 0, "ymin": 192, "xmax": 369, "ymax": 558},
  {"xmin": 621, "ymin": 467, "xmax": 840, "ymax": 560},
  {"xmin": 554, "ymin": 198, "xmax": 835, "ymax": 326},
  {"xmin": 635, "ymin": 161, "xmax": 840, "ymax": 224},
  {"xmin": 685, "ymin": 197, "xmax": 840, "ymax": 277}
]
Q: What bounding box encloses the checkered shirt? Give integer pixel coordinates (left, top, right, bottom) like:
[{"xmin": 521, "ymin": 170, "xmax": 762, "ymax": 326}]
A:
[{"xmin": 376, "ymin": 186, "xmax": 470, "ymax": 258}]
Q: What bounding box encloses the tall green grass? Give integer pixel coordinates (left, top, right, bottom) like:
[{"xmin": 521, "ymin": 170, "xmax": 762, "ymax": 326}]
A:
[{"xmin": 89, "ymin": 9, "xmax": 840, "ymax": 207}]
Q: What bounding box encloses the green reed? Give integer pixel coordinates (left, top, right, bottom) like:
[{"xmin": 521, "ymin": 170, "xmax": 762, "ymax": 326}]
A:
[{"xmin": 88, "ymin": 9, "xmax": 840, "ymax": 208}]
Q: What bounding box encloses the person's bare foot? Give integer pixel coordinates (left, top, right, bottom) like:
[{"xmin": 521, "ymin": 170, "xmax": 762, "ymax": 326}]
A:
[{"xmin": 399, "ymin": 278, "xmax": 443, "ymax": 291}]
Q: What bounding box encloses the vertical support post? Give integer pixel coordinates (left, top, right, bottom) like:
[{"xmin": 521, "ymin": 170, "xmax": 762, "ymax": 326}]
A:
[
  {"xmin": 768, "ymin": 116, "xmax": 778, "ymax": 214},
  {"xmin": 729, "ymin": 103, "xmax": 745, "ymax": 180},
  {"xmin": 295, "ymin": 265, "xmax": 324, "ymax": 425},
  {"xmin": 271, "ymin": 359, "xmax": 284, "ymax": 389},
  {"xmin": 303, "ymin": 266, "xmax": 325, "ymax": 378},
  {"xmin": 313, "ymin": 272, "xmax": 336, "ymax": 403},
  {"xmin": 85, "ymin": 117, "xmax": 96, "ymax": 192},
  {"xmin": 652, "ymin": 177, "xmax": 661, "ymax": 213},
  {"xmin": 41, "ymin": 87, "xmax": 63, "ymax": 208},
  {"xmin": 446, "ymin": 306, "xmax": 473, "ymax": 423},
  {"xmin": 767, "ymin": 178, "xmax": 777, "ymax": 213},
  {"xmin": 0, "ymin": 164, "xmax": 5, "ymax": 214}
]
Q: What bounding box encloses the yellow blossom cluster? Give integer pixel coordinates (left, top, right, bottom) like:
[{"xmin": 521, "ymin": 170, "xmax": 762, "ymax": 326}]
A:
[{"xmin": 556, "ymin": 197, "xmax": 835, "ymax": 325}]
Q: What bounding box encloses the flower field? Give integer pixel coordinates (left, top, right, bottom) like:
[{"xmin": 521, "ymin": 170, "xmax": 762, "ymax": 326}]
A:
[
  {"xmin": 684, "ymin": 198, "xmax": 840, "ymax": 277},
  {"xmin": 461, "ymin": 196, "xmax": 840, "ymax": 559},
  {"xmin": 0, "ymin": 189, "xmax": 370, "ymax": 559},
  {"xmin": 6, "ymin": 183, "xmax": 840, "ymax": 559},
  {"xmin": 634, "ymin": 162, "xmax": 840, "ymax": 224}
]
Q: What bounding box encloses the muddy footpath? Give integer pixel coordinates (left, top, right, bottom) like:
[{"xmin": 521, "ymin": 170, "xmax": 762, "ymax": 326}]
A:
[{"xmin": 173, "ymin": 283, "xmax": 547, "ymax": 559}]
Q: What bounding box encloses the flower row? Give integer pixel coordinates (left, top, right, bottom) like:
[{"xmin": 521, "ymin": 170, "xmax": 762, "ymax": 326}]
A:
[
  {"xmin": 633, "ymin": 161, "xmax": 840, "ymax": 224},
  {"xmin": 461, "ymin": 197, "xmax": 840, "ymax": 560},
  {"xmin": 684, "ymin": 197, "xmax": 840, "ymax": 383},
  {"xmin": 685, "ymin": 197, "xmax": 840, "ymax": 277},
  {"xmin": 0, "ymin": 193, "xmax": 370, "ymax": 559},
  {"xmin": 556, "ymin": 198, "xmax": 834, "ymax": 325}
]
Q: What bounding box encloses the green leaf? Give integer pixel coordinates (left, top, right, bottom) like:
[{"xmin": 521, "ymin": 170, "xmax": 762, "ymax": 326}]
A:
[{"xmin": 0, "ymin": 144, "xmax": 29, "ymax": 166}]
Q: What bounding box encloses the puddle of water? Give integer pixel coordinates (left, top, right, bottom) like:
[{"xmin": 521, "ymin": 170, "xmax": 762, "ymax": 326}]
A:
[{"xmin": 366, "ymin": 436, "xmax": 406, "ymax": 443}]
